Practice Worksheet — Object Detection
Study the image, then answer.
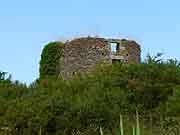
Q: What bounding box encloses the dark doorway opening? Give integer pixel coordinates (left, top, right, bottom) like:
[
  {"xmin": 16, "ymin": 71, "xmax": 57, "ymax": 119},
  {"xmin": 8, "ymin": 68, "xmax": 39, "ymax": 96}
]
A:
[{"xmin": 112, "ymin": 59, "xmax": 121, "ymax": 64}]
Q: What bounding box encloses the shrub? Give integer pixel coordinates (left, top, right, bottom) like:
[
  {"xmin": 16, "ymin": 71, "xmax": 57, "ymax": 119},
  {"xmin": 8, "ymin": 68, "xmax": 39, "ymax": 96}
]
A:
[{"xmin": 1, "ymin": 55, "xmax": 180, "ymax": 135}]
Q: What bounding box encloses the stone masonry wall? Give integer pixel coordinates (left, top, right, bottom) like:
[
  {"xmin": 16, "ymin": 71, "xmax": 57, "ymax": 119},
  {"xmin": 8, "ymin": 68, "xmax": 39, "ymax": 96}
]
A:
[
  {"xmin": 60, "ymin": 37, "xmax": 111, "ymax": 79},
  {"xmin": 59, "ymin": 37, "xmax": 141, "ymax": 79},
  {"xmin": 121, "ymin": 40, "xmax": 141, "ymax": 63}
]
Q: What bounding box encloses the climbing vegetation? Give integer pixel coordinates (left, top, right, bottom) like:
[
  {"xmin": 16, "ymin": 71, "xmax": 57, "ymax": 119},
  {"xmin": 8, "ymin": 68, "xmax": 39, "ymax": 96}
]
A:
[{"xmin": 39, "ymin": 41, "xmax": 64, "ymax": 79}]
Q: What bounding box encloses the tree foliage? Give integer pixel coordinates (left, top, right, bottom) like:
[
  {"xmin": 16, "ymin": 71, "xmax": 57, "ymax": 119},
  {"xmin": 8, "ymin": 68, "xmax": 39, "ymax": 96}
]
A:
[
  {"xmin": 39, "ymin": 42, "xmax": 64, "ymax": 79},
  {"xmin": 0, "ymin": 55, "xmax": 180, "ymax": 134}
]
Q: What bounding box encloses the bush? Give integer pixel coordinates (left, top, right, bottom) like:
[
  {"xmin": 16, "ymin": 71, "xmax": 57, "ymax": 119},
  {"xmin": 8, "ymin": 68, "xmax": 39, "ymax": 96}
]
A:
[{"xmin": 0, "ymin": 55, "xmax": 180, "ymax": 135}]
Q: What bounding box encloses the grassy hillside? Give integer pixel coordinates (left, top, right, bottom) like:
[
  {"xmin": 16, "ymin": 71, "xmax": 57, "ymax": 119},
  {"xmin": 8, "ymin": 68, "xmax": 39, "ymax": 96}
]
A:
[{"xmin": 0, "ymin": 55, "xmax": 180, "ymax": 135}]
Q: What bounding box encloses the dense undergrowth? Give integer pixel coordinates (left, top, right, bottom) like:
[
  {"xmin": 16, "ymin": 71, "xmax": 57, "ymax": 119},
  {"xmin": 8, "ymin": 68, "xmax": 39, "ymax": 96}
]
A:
[{"xmin": 0, "ymin": 55, "xmax": 180, "ymax": 135}]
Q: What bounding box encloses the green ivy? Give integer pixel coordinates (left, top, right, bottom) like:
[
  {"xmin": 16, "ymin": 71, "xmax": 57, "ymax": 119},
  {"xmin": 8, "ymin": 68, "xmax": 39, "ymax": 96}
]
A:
[{"xmin": 39, "ymin": 42, "xmax": 64, "ymax": 79}]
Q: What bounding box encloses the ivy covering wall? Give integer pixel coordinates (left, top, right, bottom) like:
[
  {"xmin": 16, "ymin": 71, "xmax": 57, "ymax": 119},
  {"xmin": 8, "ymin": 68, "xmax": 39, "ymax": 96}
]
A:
[{"xmin": 39, "ymin": 42, "xmax": 64, "ymax": 79}]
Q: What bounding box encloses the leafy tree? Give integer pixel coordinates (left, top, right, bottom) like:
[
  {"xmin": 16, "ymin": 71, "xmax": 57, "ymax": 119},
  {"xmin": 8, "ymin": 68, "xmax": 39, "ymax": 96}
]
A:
[
  {"xmin": 145, "ymin": 52, "xmax": 163, "ymax": 64},
  {"xmin": 39, "ymin": 42, "xmax": 64, "ymax": 79},
  {"xmin": 0, "ymin": 71, "xmax": 11, "ymax": 85},
  {"xmin": 0, "ymin": 71, "xmax": 7, "ymax": 81}
]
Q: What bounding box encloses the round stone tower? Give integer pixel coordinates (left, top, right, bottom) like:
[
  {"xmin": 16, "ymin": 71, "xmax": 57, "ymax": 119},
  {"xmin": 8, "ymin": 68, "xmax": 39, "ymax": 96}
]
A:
[{"xmin": 60, "ymin": 37, "xmax": 141, "ymax": 79}]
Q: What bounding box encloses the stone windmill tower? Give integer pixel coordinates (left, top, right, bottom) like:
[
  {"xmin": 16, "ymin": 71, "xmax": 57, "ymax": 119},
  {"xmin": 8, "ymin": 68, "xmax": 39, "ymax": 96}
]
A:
[{"xmin": 59, "ymin": 36, "xmax": 141, "ymax": 79}]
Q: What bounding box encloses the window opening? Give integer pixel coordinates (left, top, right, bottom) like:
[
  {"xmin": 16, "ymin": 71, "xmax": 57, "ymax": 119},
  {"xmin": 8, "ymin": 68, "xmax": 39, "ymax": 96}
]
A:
[{"xmin": 110, "ymin": 42, "xmax": 120, "ymax": 53}]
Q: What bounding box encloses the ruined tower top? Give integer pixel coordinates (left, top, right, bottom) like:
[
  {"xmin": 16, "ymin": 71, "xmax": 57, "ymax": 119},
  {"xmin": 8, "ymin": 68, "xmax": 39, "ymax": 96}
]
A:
[{"xmin": 60, "ymin": 36, "xmax": 141, "ymax": 79}]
